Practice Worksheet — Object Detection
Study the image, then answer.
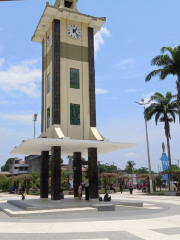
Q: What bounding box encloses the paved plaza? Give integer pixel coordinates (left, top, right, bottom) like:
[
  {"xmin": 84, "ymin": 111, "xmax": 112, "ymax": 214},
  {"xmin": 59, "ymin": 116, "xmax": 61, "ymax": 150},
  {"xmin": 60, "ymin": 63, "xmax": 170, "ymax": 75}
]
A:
[{"xmin": 0, "ymin": 191, "xmax": 180, "ymax": 240}]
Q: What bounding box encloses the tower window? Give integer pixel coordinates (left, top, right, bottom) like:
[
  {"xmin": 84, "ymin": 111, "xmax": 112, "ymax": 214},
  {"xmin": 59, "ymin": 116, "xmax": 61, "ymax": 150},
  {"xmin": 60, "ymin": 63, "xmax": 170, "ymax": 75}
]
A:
[
  {"xmin": 70, "ymin": 104, "xmax": 80, "ymax": 125},
  {"xmin": 70, "ymin": 68, "xmax": 80, "ymax": 89},
  {"xmin": 47, "ymin": 73, "xmax": 50, "ymax": 93},
  {"xmin": 65, "ymin": 1, "xmax": 72, "ymax": 8},
  {"xmin": 47, "ymin": 107, "xmax": 50, "ymax": 128}
]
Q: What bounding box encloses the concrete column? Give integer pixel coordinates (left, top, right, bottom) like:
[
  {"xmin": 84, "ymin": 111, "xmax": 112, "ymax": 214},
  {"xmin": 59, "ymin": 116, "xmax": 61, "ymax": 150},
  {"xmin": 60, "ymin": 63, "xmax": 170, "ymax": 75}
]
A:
[
  {"xmin": 51, "ymin": 146, "xmax": 61, "ymax": 200},
  {"xmin": 40, "ymin": 151, "xmax": 49, "ymax": 198},
  {"xmin": 88, "ymin": 27, "xmax": 96, "ymax": 127},
  {"xmin": 68, "ymin": 156, "xmax": 73, "ymax": 188},
  {"xmin": 88, "ymin": 148, "xmax": 98, "ymax": 200},
  {"xmin": 73, "ymin": 152, "xmax": 82, "ymax": 198}
]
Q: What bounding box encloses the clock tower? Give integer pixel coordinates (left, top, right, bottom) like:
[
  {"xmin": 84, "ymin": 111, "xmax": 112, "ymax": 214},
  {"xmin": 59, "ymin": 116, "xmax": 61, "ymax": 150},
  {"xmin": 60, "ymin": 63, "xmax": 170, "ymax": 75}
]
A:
[
  {"xmin": 10, "ymin": 0, "xmax": 137, "ymax": 202},
  {"xmin": 32, "ymin": 0, "xmax": 106, "ymax": 142}
]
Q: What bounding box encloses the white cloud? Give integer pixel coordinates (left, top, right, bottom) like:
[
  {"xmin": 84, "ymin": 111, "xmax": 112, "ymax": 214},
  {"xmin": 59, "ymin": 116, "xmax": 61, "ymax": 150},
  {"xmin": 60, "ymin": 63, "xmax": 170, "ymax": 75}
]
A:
[
  {"xmin": 125, "ymin": 153, "xmax": 139, "ymax": 158},
  {"xmin": 113, "ymin": 58, "xmax": 137, "ymax": 71},
  {"xmin": 143, "ymin": 91, "xmax": 155, "ymax": 103},
  {"xmin": 0, "ymin": 112, "xmax": 41, "ymax": 125},
  {"xmin": 94, "ymin": 27, "xmax": 111, "ymax": 55},
  {"xmin": 0, "ymin": 59, "xmax": 41, "ymax": 97},
  {"xmin": 125, "ymin": 89, "xmax": 137, "ymax": 92},
  {"xmin": 96, "ymin": 88, "xmax": 108, "ymax": 94}
]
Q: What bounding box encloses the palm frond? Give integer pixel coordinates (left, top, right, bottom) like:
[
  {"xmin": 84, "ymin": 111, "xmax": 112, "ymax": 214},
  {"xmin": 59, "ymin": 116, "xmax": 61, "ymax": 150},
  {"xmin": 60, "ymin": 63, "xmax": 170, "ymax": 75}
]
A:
[
  {"xmin": 145, "ymin": 69, "xmax": 163, "ymax": 82},
  {"xmin": 151, "ymin": 54, "xmax": 173, "ymax": 67},
  {"xmin": 161, "ymin": 46, "xmax": 175, "ymax": 55},
  {"xmin": 160, "ymin": 67, "xmax": 172, "ymax": 80},
  {"xmin": 155, "ymin": 111, "xmax": 162, "ymax": 125},
  {"xmin": 168, "ymin": 111, "xmax": 176, "ymax": 123}
]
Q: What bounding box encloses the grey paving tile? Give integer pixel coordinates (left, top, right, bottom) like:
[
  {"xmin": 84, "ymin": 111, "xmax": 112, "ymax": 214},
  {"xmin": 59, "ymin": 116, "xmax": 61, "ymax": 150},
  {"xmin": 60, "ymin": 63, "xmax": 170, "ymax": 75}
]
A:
[
  {"xmin": 151, "ymin": 227, "xmax": 180, "ymax": 235},
  {"xmin": 0, "ymin": 231, "xmax": 144, "ymax": 240}
]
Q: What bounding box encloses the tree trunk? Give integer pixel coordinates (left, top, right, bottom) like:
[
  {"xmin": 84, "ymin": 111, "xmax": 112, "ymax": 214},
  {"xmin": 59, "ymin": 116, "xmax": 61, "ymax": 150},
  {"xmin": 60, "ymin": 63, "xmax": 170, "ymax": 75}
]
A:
[
  {"xmin": 166, "ymin": 127, "xmax": 173, "ymax": 188},
  {"xmin": 164, "ymin": 117, "xmax": 172, "ymax": 190},
  {"xmin": 177, "ymin": 75, "xmax": 180, "ymax": 123}
]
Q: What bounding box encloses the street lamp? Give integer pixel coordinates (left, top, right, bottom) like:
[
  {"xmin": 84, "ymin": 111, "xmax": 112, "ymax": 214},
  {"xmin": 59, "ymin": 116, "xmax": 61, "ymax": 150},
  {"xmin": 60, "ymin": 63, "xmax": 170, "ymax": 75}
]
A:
[
  {"xmin": 135, "ymin": 99, "xmax": 153, "ymax": 193},
  {"xmin": 175, "ymin": 159, "xmax": 180, "ymax": 168},
  {"xmin": 33, "ymin": 113, "xmax": 38, "ymax": 138}
]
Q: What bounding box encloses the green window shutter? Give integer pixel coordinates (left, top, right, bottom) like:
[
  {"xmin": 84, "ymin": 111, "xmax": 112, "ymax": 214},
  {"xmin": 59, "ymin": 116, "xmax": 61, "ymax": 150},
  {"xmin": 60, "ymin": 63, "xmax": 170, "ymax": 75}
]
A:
[
  {"xmin": 47, "ymin": 73, "xmax": 50, "ymax": 93},
  {"xmin": 70, "ymin": 104, "xmax": 80, "ymax": 125},
  {"xmin": 47, "ymin": 107, "xmax": 50, "ymax": 128},
  {"xmin": 70, "ymin": 68, "xmax": 80, "ymax": 89}
]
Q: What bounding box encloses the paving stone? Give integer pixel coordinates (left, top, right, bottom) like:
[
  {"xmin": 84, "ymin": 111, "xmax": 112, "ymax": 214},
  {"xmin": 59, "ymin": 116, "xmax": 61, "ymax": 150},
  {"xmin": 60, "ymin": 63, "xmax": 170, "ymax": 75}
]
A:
[{"xmin": 151, "ymin": 227, "xmax": 180, "ymax": 235}]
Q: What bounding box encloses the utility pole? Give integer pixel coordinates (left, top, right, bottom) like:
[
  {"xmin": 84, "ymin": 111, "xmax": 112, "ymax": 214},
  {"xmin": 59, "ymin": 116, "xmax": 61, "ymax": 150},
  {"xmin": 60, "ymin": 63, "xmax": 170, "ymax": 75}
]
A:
[
  {"xmin": 135, "ymin": 99, "xmax": 153, "ymax": 193},
  {"xmin": 33, "ymin": 114, "xmax": 38, "ymax": 138}
]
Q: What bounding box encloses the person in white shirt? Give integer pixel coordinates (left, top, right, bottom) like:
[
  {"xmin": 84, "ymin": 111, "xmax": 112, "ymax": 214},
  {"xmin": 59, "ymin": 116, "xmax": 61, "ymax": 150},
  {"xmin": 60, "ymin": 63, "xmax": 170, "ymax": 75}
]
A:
[
  {"xmin": 84, "ymin": 175, "xmax": 89, "ymax": 200},
  {"xmin": 78, "ymin": 182, "xmax": 82, "ymax": 200}
]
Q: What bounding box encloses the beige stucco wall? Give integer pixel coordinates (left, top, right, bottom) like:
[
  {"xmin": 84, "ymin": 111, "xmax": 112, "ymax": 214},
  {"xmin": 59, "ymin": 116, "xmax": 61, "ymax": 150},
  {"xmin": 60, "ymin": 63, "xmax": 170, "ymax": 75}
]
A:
[{"xmin": 42, "ymin": 18, "xmax": 94, "ymax": 140}]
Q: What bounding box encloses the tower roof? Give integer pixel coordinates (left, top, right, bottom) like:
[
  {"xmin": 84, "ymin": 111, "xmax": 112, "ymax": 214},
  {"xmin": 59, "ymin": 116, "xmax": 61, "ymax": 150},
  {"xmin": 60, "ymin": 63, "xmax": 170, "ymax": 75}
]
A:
[{"xmin": 32, "ymin": 2, "xmax": 106, "ymax": 43}]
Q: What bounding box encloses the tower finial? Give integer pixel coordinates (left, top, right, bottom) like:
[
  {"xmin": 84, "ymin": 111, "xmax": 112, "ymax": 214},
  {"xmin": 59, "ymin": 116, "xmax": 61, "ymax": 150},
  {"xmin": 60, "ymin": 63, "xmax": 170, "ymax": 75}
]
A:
[{"xmin": 54, "ymin": 0, "xmax": 79, "ymax": 12}]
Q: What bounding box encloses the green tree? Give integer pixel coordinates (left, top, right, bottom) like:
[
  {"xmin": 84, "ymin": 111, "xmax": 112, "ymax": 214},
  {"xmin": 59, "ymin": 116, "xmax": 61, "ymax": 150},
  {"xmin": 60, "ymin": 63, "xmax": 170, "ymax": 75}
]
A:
[
  {"xmin": 170, "ymin": 164, "xmax": 180, "ymax": 181},
  {"xmin": 135, "ymin": 167, "xmax": 149, "ymax": 174},
  {"xmin": 144, "ymin": 92, "xmax": 178, "ymax": 175},
  {"xmin": 1, "ymin": 158, "xmax": 14, "ymax": 172},
  {"xmin": 145, "ymin": 46, "xmax": 180, "ymax": 121},
  {"xmin": 30, "ymin": 171, "xmax": 40, "ymax": 188},
  {"xmin": 125, "ymin": 161, "xmax": 136, "ymax": 174},
  {"xmin": 155, "ymin": 175, "xmax": 164, "ymax": 191},
  {"xmin": 98, "ymin": 164, "xmax": 115, "ymax": 174},
  {"xmin": 0, "ymin": 175, "xmax": 12, "ymax": 191}
]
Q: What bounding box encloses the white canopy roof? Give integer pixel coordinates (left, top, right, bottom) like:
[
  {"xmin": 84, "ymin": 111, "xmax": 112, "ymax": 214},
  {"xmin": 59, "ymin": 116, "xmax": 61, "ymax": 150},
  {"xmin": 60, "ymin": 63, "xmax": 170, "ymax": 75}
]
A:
[{"xmin": 10, "ymin": 138, "xmax": 138, "ymax": 157}]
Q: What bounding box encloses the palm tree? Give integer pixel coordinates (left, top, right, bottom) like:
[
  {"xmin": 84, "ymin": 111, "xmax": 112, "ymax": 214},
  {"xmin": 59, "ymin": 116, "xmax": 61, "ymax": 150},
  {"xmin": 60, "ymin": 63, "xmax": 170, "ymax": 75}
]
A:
[
  {"xmin": 125, "ymin": 161, "xmax": 136, "ymax": 174},
  {"xmin": 145, "ymin": 46, "xmax": 180, "ymax": 122},
  {"xmin": 144, "ymin": 92, "xmax": 178, "ymax": 184}
]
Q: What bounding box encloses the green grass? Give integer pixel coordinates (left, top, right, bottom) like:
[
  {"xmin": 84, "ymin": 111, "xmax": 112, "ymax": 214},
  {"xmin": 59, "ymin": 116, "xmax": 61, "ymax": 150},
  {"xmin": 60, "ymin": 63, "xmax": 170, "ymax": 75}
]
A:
[
  {"xmin": 28, "ymin": 191, "xmax": 40, "ymax": 196},
  {"xmin": 145, "ymin": 191, "xmax": 165, "ymax": 195}
]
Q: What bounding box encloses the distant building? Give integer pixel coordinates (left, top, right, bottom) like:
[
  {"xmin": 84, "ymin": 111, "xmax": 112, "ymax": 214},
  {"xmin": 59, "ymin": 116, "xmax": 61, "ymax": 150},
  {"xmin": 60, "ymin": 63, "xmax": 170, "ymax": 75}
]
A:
[
  {"xmin": 25, "ymin": 155, "xmax": 41, "ymax": 176},
  {"xmin": 9, "ymin": 158, "xmax": 29, "ymax": 175}
]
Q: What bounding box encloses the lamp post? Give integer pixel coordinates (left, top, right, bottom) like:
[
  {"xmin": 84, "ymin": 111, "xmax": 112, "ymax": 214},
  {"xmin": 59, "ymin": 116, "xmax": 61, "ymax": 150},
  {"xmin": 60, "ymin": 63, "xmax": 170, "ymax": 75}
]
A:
[
  {"xmin": 135, "ymin": 99, "xmax": 153, "ymax": 193},
  {"xmin": 33, "ymin": 113, "xmax": 38, "ymax": 138},
  {"xmin": 175, "ymin": 159, "xmax": 180, "ymax": 168}
]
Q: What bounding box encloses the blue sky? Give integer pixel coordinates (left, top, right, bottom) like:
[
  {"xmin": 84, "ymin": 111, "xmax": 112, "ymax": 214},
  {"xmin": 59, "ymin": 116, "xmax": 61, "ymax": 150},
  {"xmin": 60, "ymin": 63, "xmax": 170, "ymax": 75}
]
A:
[{"xmin": 0, "ymin": 0, "xmax": 180, "ymax": 171}]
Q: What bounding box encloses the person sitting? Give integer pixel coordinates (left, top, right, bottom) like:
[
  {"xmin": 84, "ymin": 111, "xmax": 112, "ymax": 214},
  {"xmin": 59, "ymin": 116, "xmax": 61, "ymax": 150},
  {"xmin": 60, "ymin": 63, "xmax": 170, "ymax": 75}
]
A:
[
  {"xmin": 99, "ymin": 194, "xmax": 103, "ymax": 201},
  {"xmin": 110, "ymin": 184, "xmax": 116, "ymax": 193},
  {"xmin": 104, "ymin": 193, "xmax": 111, "ymax": 201}
]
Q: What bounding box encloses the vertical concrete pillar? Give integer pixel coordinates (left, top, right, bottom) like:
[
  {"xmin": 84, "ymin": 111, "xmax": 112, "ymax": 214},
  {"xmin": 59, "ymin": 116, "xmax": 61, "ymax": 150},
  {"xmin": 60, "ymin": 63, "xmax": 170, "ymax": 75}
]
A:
[
  {"xmin": 68, "ymin": 156, "xmax": 73, "ymax": 188},
  {"xmin": 41, "ymin": 40, "xmax": 44, "ymax": 133},
  {"xmin": 51, "ymin": 146, "xmax": 61, "ymax": 200},
  {"xmin": 88, "ymin": 27, "xmax": 96, "ymax": 127},
  {"xmin": 40, "ymin": 151, "xmax": 49, "ymax": 199},
  {"xmin": 88, "ymin": 148, "xmax": 98, "ymax": 200},
  {"xmin": 52, "ymin": 19, "xmax": 61, "ymax": 125},
  {"xmin": 73, "ymin": 152, "xmax": 82, "ymax": 198}
]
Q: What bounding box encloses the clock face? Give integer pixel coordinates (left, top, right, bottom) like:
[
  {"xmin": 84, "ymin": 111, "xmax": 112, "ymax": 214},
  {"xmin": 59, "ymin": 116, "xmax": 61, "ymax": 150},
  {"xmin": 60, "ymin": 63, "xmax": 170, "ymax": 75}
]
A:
[
  {"xmin": 47, "ymin": 32, "xmax": 50, "ymax": 46},
  {"xmin": 67, "ymin": 24, "xmax": 82, "ymax": 40}
]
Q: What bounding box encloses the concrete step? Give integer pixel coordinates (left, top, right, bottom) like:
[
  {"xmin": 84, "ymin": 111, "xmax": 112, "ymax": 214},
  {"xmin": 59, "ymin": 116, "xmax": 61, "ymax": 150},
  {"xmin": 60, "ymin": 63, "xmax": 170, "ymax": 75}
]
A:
[{"xmin": 0, "ymin": 202, "xmax": 97, "ymax": 217}]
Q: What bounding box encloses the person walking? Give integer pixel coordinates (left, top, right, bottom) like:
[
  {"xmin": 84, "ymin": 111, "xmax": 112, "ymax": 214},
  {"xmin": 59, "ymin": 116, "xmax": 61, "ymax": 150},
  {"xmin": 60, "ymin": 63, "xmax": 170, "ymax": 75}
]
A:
[
  {"xmin": 78, "ymin": 182, "xmax": 82, "ymax": 200},
  {"xmin": 120, "ymin": 183, "xmax": 123, "ymax": 193},
  {"xmin": 129, "ymin": 182, "xmax": 133, "ymax": 195},
  {"xmin": 84, "ymin": 175, "xmax": 89, "ymax": 200}
]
